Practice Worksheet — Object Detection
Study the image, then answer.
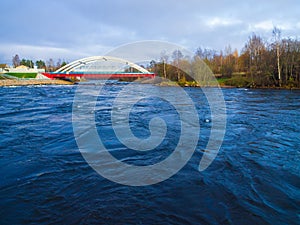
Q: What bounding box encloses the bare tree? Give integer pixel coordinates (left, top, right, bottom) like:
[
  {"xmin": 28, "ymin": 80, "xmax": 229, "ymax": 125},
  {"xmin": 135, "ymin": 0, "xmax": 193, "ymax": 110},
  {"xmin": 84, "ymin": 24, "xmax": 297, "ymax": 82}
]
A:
[
  {"xmin": 160, "ymin": 51, "xmax": 169, "ymax": 79},
  {"xmin": 273, "ymin": 26, "xmax": 282, "ymax": 86},
  {"xmin": 172, "ymin": 49, "xmax": 183, "ymax": 81},
  {"xmin": 12, "ymin": 54, "xmax": 20, "ymax": 67},
  {"xmin": 46, "ymin": 58, "xmax": 55, "ymax": 72},
  {"xmin": 56, "ymin": 58, "xmax": 62, "ymax": 70},
  {"xmin": 243, "ymin": 33, "xmax": 266, "ymax": 84}
]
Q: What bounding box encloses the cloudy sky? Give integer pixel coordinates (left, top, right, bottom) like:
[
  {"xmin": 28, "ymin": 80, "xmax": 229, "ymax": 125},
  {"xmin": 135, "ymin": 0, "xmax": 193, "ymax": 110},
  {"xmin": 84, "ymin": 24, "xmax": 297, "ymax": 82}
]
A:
[{"xmin": 0, "ymin": 0, "xmax": 299, "ymax": 64}]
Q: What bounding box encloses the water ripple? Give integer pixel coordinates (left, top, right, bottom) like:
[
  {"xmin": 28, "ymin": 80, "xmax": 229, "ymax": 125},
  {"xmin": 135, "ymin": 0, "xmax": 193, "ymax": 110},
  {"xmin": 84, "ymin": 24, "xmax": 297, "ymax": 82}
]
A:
[{"xmin": 0, "ymin": 86, "xmax": 299, "ymax": 224}]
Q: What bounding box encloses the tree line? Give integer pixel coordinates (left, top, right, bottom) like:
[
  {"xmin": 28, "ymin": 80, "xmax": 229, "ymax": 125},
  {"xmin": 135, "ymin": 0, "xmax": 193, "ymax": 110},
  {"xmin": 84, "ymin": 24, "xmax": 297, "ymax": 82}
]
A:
[
  {"xmin": 12, "ymin": 54, "xmax": 67, "ymax": 72},
  {"xmin": 149, "ymin": 27, "xmax": 300, "ymax": 88}
]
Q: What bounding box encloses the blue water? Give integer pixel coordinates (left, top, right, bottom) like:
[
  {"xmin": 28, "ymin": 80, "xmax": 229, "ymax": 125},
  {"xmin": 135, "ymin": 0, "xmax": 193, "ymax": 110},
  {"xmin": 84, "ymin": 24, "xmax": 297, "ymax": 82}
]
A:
[{"xmin": 0, "ymin": 84, "xmax": 299, "ymax": 224}]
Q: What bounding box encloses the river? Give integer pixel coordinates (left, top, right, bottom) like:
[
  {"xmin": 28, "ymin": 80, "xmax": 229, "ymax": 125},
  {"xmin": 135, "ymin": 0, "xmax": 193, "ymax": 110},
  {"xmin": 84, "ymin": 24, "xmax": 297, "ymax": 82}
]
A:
[{"xmin": 0, "ymin": 83, "xmax": 299, "ymax": 224}]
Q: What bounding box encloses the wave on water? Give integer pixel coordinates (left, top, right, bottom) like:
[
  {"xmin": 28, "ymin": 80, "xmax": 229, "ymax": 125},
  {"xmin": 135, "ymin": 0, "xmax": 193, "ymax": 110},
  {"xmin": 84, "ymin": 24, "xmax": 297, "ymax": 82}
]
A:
[{"xmin": 0, "ymin": 85, "xmax": 299, "ymax": 224}]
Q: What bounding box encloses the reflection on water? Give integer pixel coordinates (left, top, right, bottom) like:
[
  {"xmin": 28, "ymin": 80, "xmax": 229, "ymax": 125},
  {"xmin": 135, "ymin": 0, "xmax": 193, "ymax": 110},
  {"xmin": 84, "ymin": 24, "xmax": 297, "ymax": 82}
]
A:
[{"xmin": 0, "ymin": 84, "xmax": 299, "ymax": 224}]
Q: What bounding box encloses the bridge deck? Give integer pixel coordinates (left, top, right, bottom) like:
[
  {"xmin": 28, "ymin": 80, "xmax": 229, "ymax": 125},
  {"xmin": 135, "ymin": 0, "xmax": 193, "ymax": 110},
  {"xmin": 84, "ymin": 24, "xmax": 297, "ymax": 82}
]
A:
[{"xmin": 42, "ymin": 72, "xmax": 156, "ymax": 79}]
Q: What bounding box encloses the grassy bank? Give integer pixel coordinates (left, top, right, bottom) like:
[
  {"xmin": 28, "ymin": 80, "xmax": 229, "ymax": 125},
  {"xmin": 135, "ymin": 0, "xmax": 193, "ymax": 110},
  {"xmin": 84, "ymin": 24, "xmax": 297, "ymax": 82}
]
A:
[
  {"xmin": 217, "ymin": 77, "xmax": 251, "ymax": 88},
  {"xmin": 5, "ymin": 72, "xmax": 37, "ymax": 79},
  {"xmin": 216, "ymin": 76, "xmax": 300, "ymax": 89},
  {"xmin": 158, "ymin": 76, "xmax": 299, "ymax": 89}
]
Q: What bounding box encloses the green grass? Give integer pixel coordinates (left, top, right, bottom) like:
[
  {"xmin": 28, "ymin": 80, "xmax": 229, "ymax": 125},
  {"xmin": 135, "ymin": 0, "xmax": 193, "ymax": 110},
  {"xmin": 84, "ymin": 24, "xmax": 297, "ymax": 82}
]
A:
[
  {"xmin": 216, "ymin": 77, "xmax": 230, "ymax": 86},
  {"xmin": 5, "ymin": 73, "xmax": 37, "ymax": 79},
  {"xmin": 223, "ymin": 76, "xmax": 252, "ymax": 87}
]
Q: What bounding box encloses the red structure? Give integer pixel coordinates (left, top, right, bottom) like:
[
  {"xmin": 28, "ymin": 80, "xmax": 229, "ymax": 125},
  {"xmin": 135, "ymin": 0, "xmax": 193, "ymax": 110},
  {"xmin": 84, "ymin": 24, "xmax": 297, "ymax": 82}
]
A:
[{"xmin": 42, "ymin": 72, "xmax": 156, "ymax": 79}]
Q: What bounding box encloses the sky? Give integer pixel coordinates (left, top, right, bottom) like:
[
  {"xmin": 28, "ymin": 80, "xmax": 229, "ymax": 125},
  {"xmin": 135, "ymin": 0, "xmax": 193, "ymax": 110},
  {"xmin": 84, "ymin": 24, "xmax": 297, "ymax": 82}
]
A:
[{"xmin": 0, "ymin": 0, "xmax": 300, "ymax": 64}]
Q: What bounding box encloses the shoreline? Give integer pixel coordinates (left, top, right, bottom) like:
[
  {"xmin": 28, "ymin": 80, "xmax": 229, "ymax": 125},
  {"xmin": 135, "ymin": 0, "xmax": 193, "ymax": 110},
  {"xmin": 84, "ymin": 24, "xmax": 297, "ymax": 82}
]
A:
[
  {"xmin": 0, "ymin": 78, "xmax": 299, "ymax": 90},
  {"xmin": 0, "ymin": 79, "xmax": 74, "ymax": 86}
]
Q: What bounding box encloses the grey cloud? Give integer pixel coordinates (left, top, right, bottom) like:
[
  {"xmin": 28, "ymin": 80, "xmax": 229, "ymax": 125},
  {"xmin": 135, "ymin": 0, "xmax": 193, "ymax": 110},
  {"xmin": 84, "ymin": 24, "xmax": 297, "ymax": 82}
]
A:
[{"xmin": 0, "ymin": 0, "xmax": 299, "ymax": 62}]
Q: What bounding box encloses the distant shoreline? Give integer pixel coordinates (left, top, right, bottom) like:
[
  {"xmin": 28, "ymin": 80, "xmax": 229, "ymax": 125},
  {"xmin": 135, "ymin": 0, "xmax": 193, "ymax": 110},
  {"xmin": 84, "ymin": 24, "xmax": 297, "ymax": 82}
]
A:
[
  {"xmin": 0, "ymin": 79, "xmax": 74, "ymax": 86},
  {"xmin": 0, "ymin": 78, "xmax": 299, "ymax": 90}
]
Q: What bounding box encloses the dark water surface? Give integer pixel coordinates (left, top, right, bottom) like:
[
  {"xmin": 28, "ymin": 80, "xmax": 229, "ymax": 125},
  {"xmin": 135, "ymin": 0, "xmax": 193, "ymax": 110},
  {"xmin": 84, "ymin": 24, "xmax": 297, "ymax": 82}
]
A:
[{"xmin": 0, "ymin": 84, "xmax": 299, "ymax": 225}]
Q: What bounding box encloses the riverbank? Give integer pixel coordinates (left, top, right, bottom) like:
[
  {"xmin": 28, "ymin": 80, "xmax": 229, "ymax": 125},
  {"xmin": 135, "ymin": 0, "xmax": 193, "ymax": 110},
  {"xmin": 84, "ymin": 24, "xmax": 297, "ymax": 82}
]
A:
[
  {"xmin": 0, "ymin": 77, "xmax": 298, "ymax": 90},
  {"xmin": 151, "ymin": 76, "xmax": 300, "ymax": 89},
  {"xmin": 138, "ymin": 76, "xmax": 234, "ymax": 88},
  {"xmin": 0, "ymin": 79, "xmax": 74, "ymax": 86}
]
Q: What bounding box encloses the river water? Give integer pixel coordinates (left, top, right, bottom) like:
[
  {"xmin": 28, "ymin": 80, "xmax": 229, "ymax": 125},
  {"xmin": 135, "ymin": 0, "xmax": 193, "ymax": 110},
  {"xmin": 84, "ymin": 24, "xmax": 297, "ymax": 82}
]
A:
[{"xmin": 0, "ymin": 83, "xmax": 299, "ymax": 225}]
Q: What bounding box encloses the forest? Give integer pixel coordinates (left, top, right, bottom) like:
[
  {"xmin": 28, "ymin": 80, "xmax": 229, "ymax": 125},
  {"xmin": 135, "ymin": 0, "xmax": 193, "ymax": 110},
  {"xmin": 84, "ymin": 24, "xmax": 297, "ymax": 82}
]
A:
[{"xmin": 150, "ymin": 27, "xmax": 300, "ymax": 88}]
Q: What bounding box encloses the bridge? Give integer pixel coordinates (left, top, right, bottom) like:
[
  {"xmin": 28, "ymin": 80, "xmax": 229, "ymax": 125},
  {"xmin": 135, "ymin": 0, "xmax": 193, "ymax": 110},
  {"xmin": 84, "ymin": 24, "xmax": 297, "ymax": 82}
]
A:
[{"xmin": 42, "ymin": 56, "xmax": 156, "ymax": 79}]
